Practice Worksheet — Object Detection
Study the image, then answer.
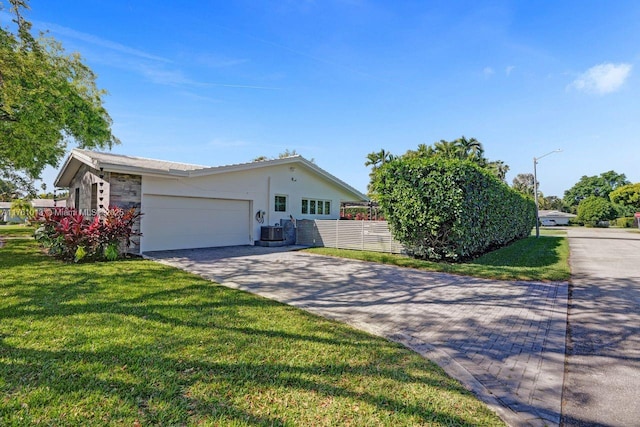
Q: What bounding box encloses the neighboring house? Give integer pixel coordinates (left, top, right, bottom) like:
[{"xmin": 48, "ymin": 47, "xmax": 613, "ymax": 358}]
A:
[
  {"xmin": 54, "ymin": 149, "xmax": 367, "ymax": 253},
  {"xmin": 0, "ymin": 198, "xmax": 67, "ymax": 223},
  {"xmin": 538, "ymin": 210, "xmax": 576, "ymax": 226},
  {"xmin": 32, "ymin": 198, "xmax": 67, "ymax": 211},
  {"xmin": 0, "ymin": 202, "xmax": 14, "ymax": 222}
]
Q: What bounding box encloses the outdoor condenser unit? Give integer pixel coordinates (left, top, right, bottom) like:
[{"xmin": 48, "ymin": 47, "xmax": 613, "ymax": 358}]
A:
[{"xmin": 260, "ymin": 226, "xmax": 284, "ymax": 241}]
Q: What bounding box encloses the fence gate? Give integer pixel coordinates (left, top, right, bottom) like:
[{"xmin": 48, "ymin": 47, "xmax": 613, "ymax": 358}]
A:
[{"xmin": 296, "ymin": 220, "xmax": 404, "ymax": 254}]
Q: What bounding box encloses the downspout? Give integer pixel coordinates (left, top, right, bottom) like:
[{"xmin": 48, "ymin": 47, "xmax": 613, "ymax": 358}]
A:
[{"xmin": 267, "ymin": 176, "xmax": 271, "ymax": 226}]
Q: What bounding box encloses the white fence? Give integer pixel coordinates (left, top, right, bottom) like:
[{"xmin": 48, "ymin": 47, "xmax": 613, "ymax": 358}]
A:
[{"xmin": 296, "ymin": 220, "xmax": 405, "ymax": 254}]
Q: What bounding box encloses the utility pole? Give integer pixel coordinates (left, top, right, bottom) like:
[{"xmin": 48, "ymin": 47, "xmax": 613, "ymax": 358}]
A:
[{"xmin": 534, "ymin": 149, "xmax": 562, "ymax": 238}]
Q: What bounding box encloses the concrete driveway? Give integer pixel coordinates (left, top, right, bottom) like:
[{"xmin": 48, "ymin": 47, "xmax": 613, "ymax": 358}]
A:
[
  {"xmin": 562, "ymin": 228, "xmax": 640, "ymax": 426},
  {"xmin": 148, "ymin": 246, "xmax": 568, "ymax": 426}
]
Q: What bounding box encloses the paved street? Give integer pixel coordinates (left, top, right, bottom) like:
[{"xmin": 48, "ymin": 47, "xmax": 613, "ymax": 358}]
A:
[
  {"xmin": 149, "ymin": 246, "xmax": 568, "ymax": 426},
  {"xmin": 562, "ymin": 228, "xmax": 640, "ymax": 426}
]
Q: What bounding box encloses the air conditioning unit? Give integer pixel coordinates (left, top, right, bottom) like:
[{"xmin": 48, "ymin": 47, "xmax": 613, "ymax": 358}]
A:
[{"xmin": 261, "ymin": 226, "xmax": 284, "ymax": 241}]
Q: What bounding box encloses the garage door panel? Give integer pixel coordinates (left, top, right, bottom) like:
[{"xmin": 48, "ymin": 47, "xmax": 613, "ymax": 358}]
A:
[{"xmin": 142, "ymin": 195, "xmax": 250, "ymax": 251}]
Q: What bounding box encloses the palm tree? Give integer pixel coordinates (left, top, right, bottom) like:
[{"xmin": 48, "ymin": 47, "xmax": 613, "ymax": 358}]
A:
[
  {"xmin": 488, "ymin": 160, "xmax": 510, "ymax": 182},
  {"xmin": 433, "ymin": 139, "xmax": 460, "ymax": 159},
  {"xmin": 416, "ymin": 143, "xmax": 434, "ymax": 157},
  {"xmin": 455, "ymin": 136, "xmax": 484, "ymax": 161},
  {"xmin": 364, "ymin": 149, "xmax": 394, "ymax": 169},
  {"xmin": 403, "ymin": 143, "xmax": 433, "ymax": 159}
]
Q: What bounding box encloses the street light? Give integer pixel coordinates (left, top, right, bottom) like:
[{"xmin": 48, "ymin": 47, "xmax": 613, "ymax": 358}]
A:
[{"xmin": 534, "ymin": 149, "xmax": 562, "ymax": 238}]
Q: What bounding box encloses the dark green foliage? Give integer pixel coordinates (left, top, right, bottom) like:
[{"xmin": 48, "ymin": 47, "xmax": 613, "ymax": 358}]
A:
[
  {"xmin": 609, "ymin": 183, "xmax": 640, "ymax": 211},
  {"xmin": 563, "ymin": 171, "xmax": 629, "ymax": 211},
  {"xmin": 610, "ymin": 217, "xmax": 636, "ymax": 228},
  {"xmin": 365, "ymin": 137, "xmax": 510, "ymax": 201},
  {"xmin": 539, "ymin": 195, "xmax": 565, "ymax": 211},
  {"xmin": 372, "ymin": 156, "xmax": 535, "ymax": 261},
  {"xmin": 511, "ymin": 173, "xmax": 536, "ymax": 197},
  {"xmin": 576, "ymin": 196, "xmax": 618, "ymax": 227},
  {"xmin": 1, "ymin": 0, "xmax": 118, "ymax": 180}
]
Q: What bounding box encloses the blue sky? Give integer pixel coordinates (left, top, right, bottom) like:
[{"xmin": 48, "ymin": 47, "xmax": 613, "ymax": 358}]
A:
[{"xmin": 5, "ymin": 0, "xmax": 640, "ymax": 197}]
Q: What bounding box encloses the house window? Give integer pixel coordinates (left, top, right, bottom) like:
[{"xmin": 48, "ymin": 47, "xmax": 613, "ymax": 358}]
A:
[
  {"xmin": 301, "ymin": 198, "xmax": 332, "ymax": 216},
  {"xmin": 74, "ymin": 188, "xmax": 80, "ymax": 210},
  {"xmin": 90, "ymin": 183, "xmax": 98, "ymax": 212},
  {"xmin": 274, "ymin": 195, "xmax": 287, "ymax": 212}
]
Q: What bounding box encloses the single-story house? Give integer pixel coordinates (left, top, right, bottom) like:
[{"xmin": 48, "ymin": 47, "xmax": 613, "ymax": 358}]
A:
[
  {"xmin": 538, "ymin": 210, "xmax": 576, "ymax": 226},
  {"xmin": 54, "ymin": 149, "xmax": 367, "ymax": 253},
  {"xmin": 1, "ymin": 198, "xmax": 67, "ymax": 223},
  {"xmin": 0, "ymin": 202, "xmax": 15, "ymax": 222}
]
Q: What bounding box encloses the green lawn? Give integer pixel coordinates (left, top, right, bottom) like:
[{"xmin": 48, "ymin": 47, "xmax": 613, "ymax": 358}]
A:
[
  {"xmin": 0, "ymin": 238, "xmax": 503, "ymax": 426},
  {"xmin": 0, "ymin": 224, "xmax": 35, "ymax": 238},
  {"xmin": 306, "ymin": 231, "xmax": 570, "ymax": 282}
]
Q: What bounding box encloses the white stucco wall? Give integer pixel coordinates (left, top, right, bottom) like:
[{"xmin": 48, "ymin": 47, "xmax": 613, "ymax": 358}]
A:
[{"xmin": 140, "ymin": 162, "xmax": 362, "ymax": 248}]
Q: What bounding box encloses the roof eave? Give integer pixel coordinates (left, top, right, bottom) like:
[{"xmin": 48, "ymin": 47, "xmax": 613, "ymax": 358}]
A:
[
  {"xmin": 54, "ymin": 150, "xmax": 191, "ymax": 188},
  {"xmin": 97, "ymin": 163, "xmax": 190, "ymax": 178},
  {"xmin": 187, "ymin": 156, "xmax": 368, "ymax": 201},
  {"xmin": 54, "ymin": 149, "xmax": 96, "ymax": 188}
]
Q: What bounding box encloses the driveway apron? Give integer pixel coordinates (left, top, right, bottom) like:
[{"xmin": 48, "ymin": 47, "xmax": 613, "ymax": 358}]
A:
[
  {"xmin": 562, "ymin": 228, "xmax": 640, "ymax": 427},
  {"xmin": 148, "ymin": 246, "xmax": 568, "ymax": 427}
]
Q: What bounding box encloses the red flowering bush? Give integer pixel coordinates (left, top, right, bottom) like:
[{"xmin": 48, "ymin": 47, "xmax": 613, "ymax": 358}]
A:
[{"xmin": 33, "ymin": 207, "xmax": 142, "ymax": 262}]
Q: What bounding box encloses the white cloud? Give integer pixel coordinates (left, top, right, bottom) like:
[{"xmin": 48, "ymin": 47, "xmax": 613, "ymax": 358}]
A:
[
  {"xmin": 569, "ymin": 63, "xmax": 632, "ymax": 94},
  {"xmin": 506, "ymin": 65, "xmax": 515, "ymax": 76},
  {"xmin": 483, "ymin": 66, "xmax": 495, "ymax": 78},
  {"xmin": 30, "ymin": 18, "xmax": 280, "ymax": 90},
  {"xmin": 37, "ymin": 21, "xmax": 171, "ymax": 63},
  {"xmin": 137, "ymin": 65, "xmax": 193, "ymax": 86}
]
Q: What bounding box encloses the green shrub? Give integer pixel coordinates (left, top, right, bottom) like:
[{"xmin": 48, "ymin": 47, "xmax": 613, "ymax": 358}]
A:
[
  {"xmin": 103, "ymin": 242, "xmax": 120, "ymax": 261},
  {"xmin": 32, "ymin": 207, "xmax": 142, "ymax": 262},
  {"xmin": 611, "ymin": 217, "xmax": 635, "ymax": 228},
  {"xmin": 569, "ymin": 217, "xmax": 583, "ymax": 226},
  {"xmin": 372, "ymin": 157, "xmax": 535, "ymax": 261},
  {"xmin": 576, "ymin": 196, "xmax": 618, "ymax": 227},
  {"xmin": 9, "ymin": 199, "xmax": 34, "ymax": 222}
]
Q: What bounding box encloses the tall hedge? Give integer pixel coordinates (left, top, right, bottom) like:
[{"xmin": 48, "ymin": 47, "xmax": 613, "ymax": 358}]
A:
[{"xmin": 372, "ymin": 156, "xmax": 535, "ymax": 261}]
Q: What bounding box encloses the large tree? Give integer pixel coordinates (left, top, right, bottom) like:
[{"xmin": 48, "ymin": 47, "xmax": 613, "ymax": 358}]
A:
[
  {"xmin": 512, "ymin": 173, "xmax": 537, "ymax": 198},
  {"xmin": 1, "ymin": 0, "xmax": 118, "ymax": 180},
  {"xmin": 539, "ymin": 195, "xmax": 564, "ymax": 211},
  {"xmin": 609, "ymin": 183, "xmax": 640, "ymax": 212},
  {"xmin": 486, "ymin": 160, "xmax": 509, "ymax": 182},
  {"xmin": 0, "ymin": 176, "xmax": 21, "ymax": 200},
  {"xmin": 563, "ymin": 171, "xmax": 629, "ymax": 212}
]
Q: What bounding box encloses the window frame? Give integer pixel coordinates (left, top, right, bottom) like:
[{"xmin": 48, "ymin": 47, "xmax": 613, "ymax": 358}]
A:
[
  {"xmin": 274, "ymin": 195, "xmax": 287, "ymax": 212},
  {"xmin": 301, "ymin": 198, "xmax": 332, "ymax": 216},
  {"xmin": 90, "ymin": 183, "xmax": 98, "ymax": 212}
]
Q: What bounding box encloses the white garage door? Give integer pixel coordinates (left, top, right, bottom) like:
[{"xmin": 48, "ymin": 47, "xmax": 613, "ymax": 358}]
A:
[{"xmin": 141, "ymin": 195, "xmax": 251, "ymax": 252}]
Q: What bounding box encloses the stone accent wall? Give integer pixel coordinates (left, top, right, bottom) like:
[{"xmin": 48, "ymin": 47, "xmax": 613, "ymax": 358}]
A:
[
  {"xmin": 67, "ymin": 167, "xmax": 142, "ymax": 254},
  {"xmin": 108, "ymin": 173, "xmax": 142, "ymax": 253},
  {"xmin": 109, "ymin": 173, "xmax": 142, "ymax": 211}
]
